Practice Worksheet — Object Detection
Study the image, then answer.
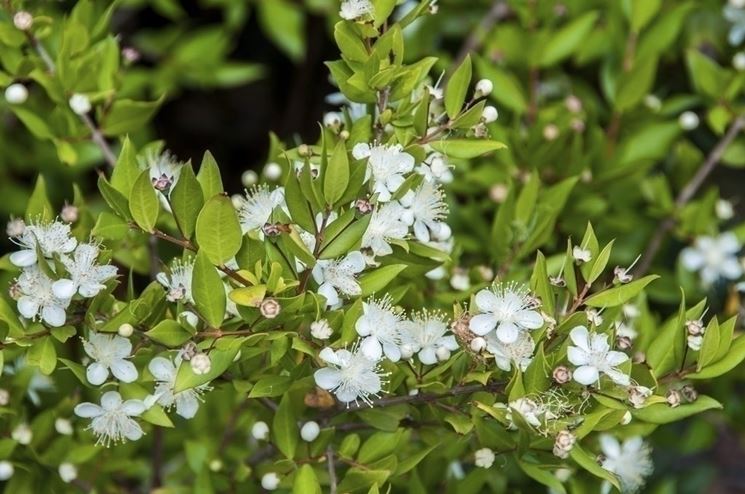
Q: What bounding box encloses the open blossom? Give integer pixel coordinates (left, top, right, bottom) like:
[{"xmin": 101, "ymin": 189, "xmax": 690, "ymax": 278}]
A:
[
  {"xmin": 417, "ymin": 153, "xmax": 453, "ymax": 184},
  {"xmin": 400, "ymin": 181, "xmax": 450, "ymax": 243},
  {"xmin": 469, "ymin": 283, "xmax": 543, "ymax": 344},
  {"xmin": 83, "ymin": 332, "xmax": 138, "ymax": 385},
  {"xmin": 567, "ymin": 326, "xmax": 630, "ymax": 386},
  {"xmin": 599, "ymin": 435, "xmax": 653, "ymax": 494},
  {"xmin": 400, "ymin": 311, "xmax": 459, "ymax": 364},
  {"xmin": 9, "ymin": 219, "xmax": 77, "ymax": 267},
  {"xmin": 474, "ymin": 448, "xmax": 495, "ymax": 468},
  {"xmin": 312, "ymin": 251, "xmax": 365, "ymax": 308},
  {"xmin": 15, "ymin": 265, "xmax": 71, "ymax": 327},
  {"xmin": 74, "ymin": 391, "xmax": 146, "ymax": 447},
  {"xmin": 313, "ymin": 346, "xmax": 385, "ymax": 406},
  {"xmin": 361, "ymin": 202, "xmax": 408, "ymax": 257},
  {"xmin": 509, "ymin": 397, "xmax": 545, "ymax": 428},
  {"xmin": 157, "ymin": 258, "xmax": 194, "ymax": 304},
  {"xmin": 339, "ymin": 0, "xmax": 373, "ymax": 21},
  {"xmin": 140, "ymin": 149, "xmax": 182, "ymax": 194},
  {"xmin": 486, "ymin": 330, "xmax": 535, "ymax": 372},
  {"xmin": 356, "ymin": 296, "xmax": 404, "ymax": 362},
  {"xmin": 352, "ymin": 143, "xmax": 415, "ymax": 202},
  {"xmin": 149, "ymin": 357, "xmax": 210, "ymax": 419},
  {"xmin": 680, "ymin": 232, "xmax": 742, "ymax": 286},
  {"xmin": 52, "ymin": 243, "xmax": 118, "ymax": 299},
  {"xmin": 236, "ymin": 185, "xmax": 286, "ymax": 233}
]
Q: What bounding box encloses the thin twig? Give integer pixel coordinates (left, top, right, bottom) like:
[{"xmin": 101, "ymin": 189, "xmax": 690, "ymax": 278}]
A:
[
  {"xmin": 635, "ymin": 116, "xmax": 745, "ymax": 275},
  {"xmin": 326, "ymin": 446, "xmax": 338, "ymax": 494}
]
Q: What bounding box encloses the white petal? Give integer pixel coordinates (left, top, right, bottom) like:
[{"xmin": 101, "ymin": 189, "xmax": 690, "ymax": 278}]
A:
[
  {"xmin": 418, "ymin": 346, "xmax": 437, "ymax": 365},
  {"xmin": 514, "ymin": 310, "xmax": 543, "ymax": 330},
  {"xmin": 469, "ymin": 313, "xmax": 497, "ymax": 336},
  {"xmin": 569, "ymin": 326, "xmax": 590, "ymax": 350},
  {"xmin": 123, "ymin": 422, "xmax": 144, "ymax": 441},
  {"xmin": 496, "ymin": 322, "xmax": 519, "ymax": 344},
  {"xmin": 122, "ymin": 399, "xmax": 147, "ymax": 416},
  {"xmin": 604, "ymin": 369, "xmax": 630, "ymax": 386},
  {"xmin": 110, "ymin": 359, "xmax": 138, "ymax": 383},
  {"xmin": 42, "ymin": 305, "xmax": 67, "ymax": 327},
  {"xmin": 605, "ymin": 351, "xmax": 630, "ymax": 367},
  {"xmin": 573, "ymin": 365, "xmax": 600, "ymax": 385},
  {"xmin": 360, "ymin": 337, "xmax": 383, "ymax": 361},
  {"xmin": 318, "ymin": 283, "xmax": 340, "ymax": 308},
  {"xmin": 78, "ymin": 282, "xmax": 106, "ymax": 298},
  {"xmin": 474, "ymin": 289, "xmax": 499, "ymax": 312},
  {"xmin": 342, "ymin": 251, "xmax": 366, "ymax": 273},
  {"xmin": 17, "ymin": 297, "xmax": 39, "ymax": 319},
  {"xmin": 86, "ymin": 362, "xmax": 109, "ymax": 385},
  {"xmin": 175, "ymin": 394, "xmax": 199, "ymax": 419},
  {"xmin": 314, "ymin": 368, "xmax": 342, "ymax": 390},
  {"xmin": 100, "ymin": 391, "xmax": 123, "ymax": 410},
  {"xmin": 10, "ymin": 250, "xmax": 37, "ymax": 267},
  {"xmin": 413, "ymin": 221, "xmax": 430, "ymax": 243},
  {"xmin": 567, "ymin": 347, "xmax": 590, "ymax": 366},
  {"xmin": 52, "ymin": 279, "xmax": 77, "ymax": 299},
  {"xmin": 111, "ymin": 336, "xmax": 133, "ymax": 357},
  {"xmin": 719, "ymin": 232, "xmax": 740, "ymax": 253},
  {"xmin": 680, "ymin": 248, "xmax": 704, "ymax": 271},
  {"xmin": 382, "ymin": 342, "xmax": 401, "ymax": 362},
  {"xmin": 352, "ymin": 143, "xmax": 371, "ymax": 160},
  {"xmin": 721, "ymin": 258, "xmax": 743, "ymax": 280},
  {"xmin": 148, "ymin": 357, "xmax": 176, "ymax": 381},
  {"xmin": 599, "ymin": 435, "xmax": 621, "ymax": 458},
  {"xmin": 74, "ymin": 403, "xmax": 103, "ymax": 418}
]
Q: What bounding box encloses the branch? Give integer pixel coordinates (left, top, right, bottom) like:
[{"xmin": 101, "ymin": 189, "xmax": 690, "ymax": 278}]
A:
[
  {"xmin": 635, "ymin": 116, "xmax": 745, "ymax": 276},
  {"xmin": 326, "ymin": 447, "xmax": 338, "ymax": 494}
]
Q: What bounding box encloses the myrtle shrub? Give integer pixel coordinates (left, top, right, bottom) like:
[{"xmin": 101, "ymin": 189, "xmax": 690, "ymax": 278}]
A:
[{"xmin": 0, "ymin": 1, "xmax": 744, "ymax": 493}]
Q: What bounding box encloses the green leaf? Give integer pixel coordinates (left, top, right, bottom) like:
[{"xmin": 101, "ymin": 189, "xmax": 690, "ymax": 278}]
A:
[
  {"xmin": 25, "ymin": 176, "xmax": 54, "ymax": 222},
  {"xmin": 583, "ymin": 275, "xmax": 659, "ymax": 307},
  {"xmin": 444, "ymin": 54, "xmax": 472, "ymax": 119},
  {"xmin": 629, "ymin": 0, "xmax": 662, "ymax": 32},
  {"xmin": 688, "ymin": 335, "xmax": 745, "ymax": 379},
  {"xmin": 587, "ymin": 241, "xmax": 614, "ymax": 285},
  {"xmin": 359, "ymin": 265, "xmax": 406, "ymax": 297},
  {"xmin": 518, "ymin": 460, "xmax": 567, "ymax": 494},
  {"xmin": 26, "ymin": 337, "xmax": 57, "ymax": 375},
  {"xmin": 229, "ymin": 285, "xmax": 267, "ymax": 307},
  {"xmin": 429, "ymin": 139, "xmax": 507, "ymax": 159},
  {"xmin": 357, "ymin": 431, "xmax": 402, "ymax": 464},
  {"xmin": 195, "ymin": 195, "xmax": 242, "ymax": 265},
  {"xmin": 570, "ymin": 443, "xmax": 620, "ymax": 491},
  {"xmin": 196, "ymin": 151, "xmax": 224, "ymax": 201},
  {"xmin": 169, "ymin": 164, "xmax": 204, "ymax": 239},
  {"xmin": 334, "ymin": 22, "xmax": 368, "ymax": 63},
  {"xmin": 145, "ymin": 319, "xmax": 193, "ymax": 347},
  {"xmin": 273, "ymin": 393, "xmax": 298, "ymax": 459},
  {"xmin": 285, "ymin": 167, "xmax": 316, "ymax": 233},
  {"xmin": 248, "ymin": 375, "xmax": 292, "ymax": 398},
  {"xmin": 697, "ymin": 317, "xmax": 720, "ymax": 371},
  {"xmin": 615, "ymin": 55, "xmax": 658, "ymax": 111},
  {"xmin": 129, "ymin": 169, "xmax": 160, "ymax": 232},
  {"xmin": 257, "ymin": 0, "xmax": 304, "ymax": 61},
  {"xmin": 318, "ymin": 215, "xmax": 372, "ymax": 260},
  {"xmin": 110, "ymin": 137, "xmax": 140, "ymax": 195},
  {"xmin": 686, "ymin": 49, "xmax": 729, "ymax": 99},
  {"xmin": 98, "ymin": 176, "xmax": 131, "ymax": 220},
  {"xmin": 324, "ymin": 141, "xmax": 350, "ymax": 205},
  {"xmin": 539, "ymin": 12, "xmax": 599, "ymax": 66},
  {"xmin": 101, "ymin": 97, "xmax": 163, "ymax": 136},
  {"xmin": 192, "ymin": 251, "xmax": 227, "ymax": 328},
  {"xmin": 293, "ymin": 464, "xmax": 321, "ymax": 494},
  {"xmin": 631, "ymin": 395, "xmax": 722, "ymax": 424}
]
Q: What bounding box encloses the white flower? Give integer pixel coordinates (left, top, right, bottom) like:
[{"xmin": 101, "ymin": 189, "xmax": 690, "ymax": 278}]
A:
[
  {"xmin": 352, "ymin": 143, "xmax": 415, "ymax": 202},
  {"xmin": 567, "ymin": 326, "xmax": 630, "ymax": 386},
  {"xmin": 314, "ymin": 346, "xmax": 385, "ymax": 406},
  {"xmin": 599, "ymin": 435, "xmax": 653, "ymax": 494},
  {"xmin": 486, "ymin": 330, "xmax": 535, "ymax": 372},
  {"xmin": 312, "ymin": 251, "xmax": 365, "ymax": 308},
  {"xmin": 58, "ymin": 462, "xmax": 77, "ymax": 483},
  {"xmin": 190, "ymin": 353, "xmax": 211, "ymax": 375},
  {"xmin": 362, "ymin": 202, "xmax": 409, "ymax": 257},
  {"xmin": 0, "ymin": 461, "xmax": 13, "ymax": 480},
  {"xmin": 52, "ymin": 243, "xmax": 118, "ymax": 299},
  {"xmin": 300, "ymin": 421, "xmax": 320, "ymax": 442},
  {"xmin": 400, "ymin": 311, "xmax": 458, "ymax": 365},
  {"xmin": 149, "ymin": 357, "xmax": 210, "ymax": 419},
  {"xmin": 261, "ymin": 472, "xmax": 281, "ymax": 491},
  {"xmin": 400, "ymin": 181, "xmax": 449, "ymax": 243},
  {"xmin": 15, "ymin": 265, "xmax": 71, "ymax": 327},
  {"xmin": 82, "ymin": 332, "xmax": 138, "ymax": 385},
  {"xmin": 69, "ymin": 93, "xmax": 91, "ymax": 115},
  {"xmin": 678, "ymin": 111, "xmax": 699, "ymax": 130},
  {"xmin": 475, "ymin": 79, "xmax": 493, "ymax": 97},
  {"xmin": 55, "ymin": 418, "xmax": 73, "ymax": 435},
  {"xmin": 417, "ymin": 153, "xmax": 453, "ymax": 184},
  {"xmin": 74, "ymin": 391, "xmax": 146, "ymax": 447},
  {"xmin": 356, "ymin": 296, "xmax": 404, "ymax": 362},
  {"xmin": 450, "ymin": 270, "xmax": 470, "ymax": 291},
  {"xmin": 237, "ymin": 186, "xmax": 286, "ymax": 233},
  {"xmin": 572, "ymin": 245, "xmax": 592, "ymax": 263},
  {"xmin": 11, "ymin": 423, "xmax": 32, "ymax": 445},
  {"xmin": 509, "ymin": 397, "xmax": 543, "ymax": 428},
  {"xmin": 156, "ymin": 258, "xmax": 194, "ymax": 304},
  {"xmin": 339, "ymin": 0, "xmax": 373, "ymax": 20},
  {"xmin": 481, "ymin": 106, "xmax": 498, "ymax": 123},
  {"xmin": 680, "ymin": 232, "xmax": 742, "ymax": 286},
  {"xmin": 469, "ymin": 283, "xmax": 543, "ymax": 344},
  {"xmin": 474, "ymin": 448, "xmax": 495, "ymax": 468},
  {"xmin": 310, "ymin": 319, "xmax": 333, "ymax": 340},
  {"xmin": 9, "ymin": 219, "xmax": 77, "ymax": 267},
  {"xmin": 5, "ymin": 83, "xmax": 28, "ymax": 104},
  {"xmin": 251, "ymin": 421, "xmax": 270, "ymax": 440},
  {"xmin": 139, "ymin": 149, "xmax": 182, "ymax": 194}
]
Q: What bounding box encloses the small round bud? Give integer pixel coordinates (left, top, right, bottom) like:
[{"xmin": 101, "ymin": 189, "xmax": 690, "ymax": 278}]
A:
[
  {"xmin": 122, "ymin": 47, "xmax": 140, "ymax": 64},
  {"xmin": 476, "ymin": 265, "xmax": 494, "ymax": 282},
  {"xmin": 13, "ymin": 11, "xmax": 33, "ymax": 31},
  {"xmin": 450, "ymin": 270, "xmax": 470, "ymax": 291},
  {"xmin": 58, "ymin": 463, "xmax": 77, "ymax": 483},
  {"xmin": 4, "ymin": 83, "xmax": 28, "ymax": 105},
  {"xmin": 681, "ymin": 384, "xmax": 698, "ymax": 402},
  {"xmin": 60, "ymin": 203, "xmax": 78, "ymax": 223},
  {"xmin": 241, "ymin": 170, "xmax": 258, "ymax": 187},
  {"xmin": 572, "ymin": 246, "xmax": 592, "ymax": 263},
  {"xmin": 264, "ymin": 162, "xmax": 282, "ymax": 181},
  {"xmin": 552, "ymin": 430, "xmax": 576, "ymax": 459},
  {"xmin": 300, "ymin": 421, "xmax": 320, "ymax": 442},
  {"xmin": 339, "ymin": 129, "xmax": 350, "ymax": 140},
  {"xmin": 117, "ymin": 323, "xmax": 134, "ymax": 338},
  {"xmin": 628, "ymin": 385, "xmax": 652, "ymax": 409},
  {"xmin": 0, "ymin": 461, "xmax": 14, "ymax": 481},
  {"xmin": 6, "ymin": 217, "xmax": 25, "ymax": 237},
  {"xmin": 323, "ymin": 112, "xmax": 342, "ymax": 130},
  {"xmin": 209, "ymin": 459, "xmax": 223, "ymax": 472},
  {"xmin": 543, "ymin": 124, "xmax": 560, "ymax": 141},
  {"xmin": 69, "ymin": 93, "xmax": 92, "ymax": 115},
  {"xmin": 678, "ymin": 111, "xmax": 699, "ymax": 131},
  {"xmin": 297, "ymin": 144, "xmax": 312, "ymax": 157},
  {"xmin": 734, "ymin": 52, "xmax": 745, "ymax": 72},
  {"xmin": 666, "ymin": 389, "xmax": 681, "ymax": 408},
  {"xmin": 474, "ymin": 79, "xmax": 493, "ymax": 97},
  {"xmin": 552, "ymin": 365, "xmax": 572, "ymax": 384},
  {"xmin": 481, "ymin": 105, "xmax": 498, "ymax": 123},
  {"xmin": 564, "ymin": 95, "xmax": 582, "ymax": 113},
  {"xmin": 474, "ymin": 448, "xmax": 495, "ymax": 468},
  {"xmin": 620, "ymin": 411, "xmax": 632, "ymax": 425},
  {"xmin": 685, "ymin": 319, "xmax": 704, "ymax": 337},
  {"xmin": 408, "ymin": 388, "xmax": 419, "ymax": 396},
  {"xmin": 644, "ymin": 94, "xmax": 662, "ymax": 112},
  {"xmin": 251, "ymin": 421, "xmax": 270, "ymax": 440},
  {"xmin": 260, "ymin": 298, "xmax": 281, "ymax": 319},
  {"xmin": 354, "ymin": 198, "xmax": 374, "ymax": 214},
  {"xmin": 54, "ymin": 418, "xmax": 73, "ymax": 435},
  {"xmin": 489, "ymin": 183, "xmax": 508, "ymax": 203},
  {"xmin": 261, "ymin": 472, "xmax": 280, "ymax": 491},
  {"xmin": 435, "ymin": 346, "xmax": 451, "ymax": 362},
  {"xmin": 716, "ymin": 199, "xmax": 734, "ymax": 220},
  {"xmin": 231, "ymin": 194, "xmax": 244, "ymax": 209},
  {"xmin": 400, "ymin": 343, "xmax": 416, "ymax": 360},
  {"xmin": 190, "ymin": 353, "xmax": 211, "ymax": 375},
  {"xmin": 11, "ymin": 424, "xmax": 32, "ymax": 445},
  {"xmin": 0, "ymin": 389, "xmax": 9, "ymax": 406},
  {"xmin": 616, "ymin": 335, "xmax": 633, "ymax": 351},
  {"xmin": 470, "ymin": 337, "xmax": 486, "ymax": 352},
  {"xmin": 310, "ymin": 320, "xmax": 333, "ymax": 340}
]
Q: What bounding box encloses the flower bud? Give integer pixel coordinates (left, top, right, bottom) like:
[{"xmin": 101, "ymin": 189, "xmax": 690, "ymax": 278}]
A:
[
  {"xmin": 552, "ymin": 430, "xmax": 575, "ymax": 459},
  {"xmin": 241, "ymin": 170, "xmax": 258, "ymax": 187},
  {"xmin": 261, "ymin": 472, "xmax": 280, "ymax": 490},
  {"xmin": 60, "ymin": 203, "xmax": 78, "ymax": 223},
  {"xmin": 339, "ymin": 129, "xmax": 350, "ymax": 140},
  {"xmin": 450, "ymin": 270, "xmax": 470, "ymax": 291},
  {"xmin": 543, "ymin": 124, "xmax": 559, "ymax": 141},
  {"xmin": 734, "ymin": 52, "xmax": 745, "ymax": 72},
  {"xmin": 408, "ymin": 388, "xmax": 420, "ymax": 396},
  {"xmin": 633, "ymin": 351, "xmax": 646, "ymax": 364},
  {"xmin": 481, "ymin": 105, "xmax": 498, "ymax": 123},
  {"xmin": 58, "ymin": 462, "xmax": 77, "ymax": 483},
  {"xmin": 260, "ymin": 298, "xmax": 281, "ymax": 319},
  {"xmin": 0, "ymin": 389, "xmax": 9, "ymax": 406},
  {"xmin": 570, "ymin": 118, "xmax": 585, "ymax": 133},
  {"xmin": 6, "ymin": 217, "xmax": 25, "ymax": 237},
  {"xmin": 681, "ymin": 384, "xmax": 698, "ymax": 402},
  {"xmin": 435, "ymin": 346, "xmax": 451, "ymax": 362},
  {"xmin": 298, "ymin": 144, "xmax": 312, "ymax": 157},
  {"xmin": 572, "ymin": 246, "xmax": 592, "ymax": 263},
  {"xmin": 731, "ymin": 0, "xmax": 745, "ymax": 9},
  {"xmin": 687, "ymin": 335, "xmax": 703, "ymax": 351},
  {"xmin": 11, "ymin": 424, "xmax": 32, "ymax": 445},
  {"xmin": 13, "ymin": 11, "xmax": 33, "ymax": 31},
  {"xmin": 264, "ymin": 162, "xmax": 282, "ymax": 181},
  {"xmin": 616, "ymin": 335, "xmax": 633, "ymax": 351},
  {"xmin": 474, "ymin": 448, "xmax": 495, "ymax": 468},
  {"xmin": 117, "ymin": 323, "xmax": 134, "ymax": 338},
  {"xmin": 678, "ymin": 111, "xmax": 699, "ymax": 131},
  {"xmin": 552, "ymin": 365, "xmax": 572, "ymax": 384},
  {"xmin": 231, "ymin": 193, "xmax": 244, "ymax": 209},
  {"xmin": 666, "ymin": 389, "xmax": 681, "ymax": 408},
  {"xmin": 628, "ymin": 385, "xmax": 652, "ymax": 409},
  {"xmin": 300, "ymin": 421, "xmax": 320, "ymax": 442},
  {"xmin": 470, "ymin": 336, "xmax": 486, "ymax": 352},
  {"xmin": 644, "ymin": 94, "xmax": 662, "ymax": 111},
  {"xmin": 564, "ymin": 95, "xmax": 582, "ymax": 113},
  {"xmin": 209, "ymin": 459, "xmax": 223, "ymax": 472},
  {"xmin": 489, "ymin": 183, "xmax": 508, "ymax": 203},
  {"xmin": 4, "ymin": 83, "xmax": 28, "ymax": 105},
  {"xmin": 475, "ymin": 79, "xmax": 493, "ymax": 97},
  {"xmin": 310, "ymin": 320, "xmax": 333, "ymax": 340},
  {"xmin": 55, "ymin": 418, "xmax": 73, "ymax": 435},
  {"xmin": 69, "ymin": 93, "xmax": 92, "ymax": 115},
  {"xmin": 716, "ymin": 199, "xmax": 734, "ymax": 220},
  {"xmin": 323, "ymin": 112, "xmax": 342, "ymax": 130},
  {"xmin": 0, "ymin": 461, "xmax": 14, "ymax": 481},
  {"xmin": 400, "ymin": 343, "xmax": 416, "ymax": 360},
  {"xmin": 251, "ymin": 421, "xmax": 270, "ymax": 440},
  {"xmin": 685, "ymin": 319, "xmax": 704, "ymax": 337},
  {"xmin": 122, "ymin": 47, "xmax": 140, "ymax": 63},
  {"xmin": 354, "ymin": 198, "xmax": 374, "ymax": 214},
  {"xmin": 190, "ymin": 353, "xmax": 211, "ymax": 375}
]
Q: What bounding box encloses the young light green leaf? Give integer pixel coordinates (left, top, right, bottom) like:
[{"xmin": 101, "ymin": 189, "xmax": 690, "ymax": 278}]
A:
[
  {"xmin": 359, "ymin": 265, "xmax": 407, "ymax": 297},
  {"xmin": 192, "ymin": 251, "xmax": 227, "ymax": 328},
  {"xmin": 444, "ymin": 54, "xmax": 472, "ymax": 119},
  {"xmin": 169, "ymin": 164, "xmax": 203, "ymax": 239},
  {"xmin": 195, "ymin": 195, "xmax": 242, "ymax": 265},
  {"xmin": 273, "ymin": 393, "xmax": 298, "ymax": 459},
  {"xmin": 25, "ymin": 175, "xmax": 54, "ymax": 222},
  {"xmin": 129, "ymin": 169, "xmax": 160, "ymax": 232},
  {"xmin": 196, "ymin": 151, "xmax": 224, "ymax": 201},
  {"xmin": 583, "ymin": 275, "xmax": 659, "ymax": 307},
  {"xmin": 324, "ymin": 141, "xmax": 350, "ymax": 205},
  {"xmin": 429, "ymin": 139, "xmax": 507, "ymax": 159},
  {"xmin": 145, "ymin": 319, "xmax": 193, "ymax": 347}
]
